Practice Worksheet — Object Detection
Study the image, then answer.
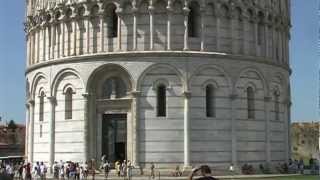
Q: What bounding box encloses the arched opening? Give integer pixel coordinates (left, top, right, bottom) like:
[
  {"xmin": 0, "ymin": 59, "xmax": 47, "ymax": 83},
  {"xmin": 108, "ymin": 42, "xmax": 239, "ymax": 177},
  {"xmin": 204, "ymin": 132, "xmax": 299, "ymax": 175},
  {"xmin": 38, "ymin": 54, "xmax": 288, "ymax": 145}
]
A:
[
  {"xmin": 65, "ymin": 87, "xmax": 73, "ymax": 120},
  {"xmin": 206, "ymin": 85, "xmax": 215, "ymax": 117},
  {"xmin": 88, "ymin": 64, "xmax": 133, "ymax": 163},
  {"xmin": 106, "ymin": 4, "xmax": 118, "ymax": 38},
  {"xmin": 257, "ymin": 12, "xmax": 265, "ymax": 46},
  {"xmin": 39, "ymin": 91, "xmax": 45, "ymax": 122},
  {"xmin": 101, "ymin": 77, "xmax": 127, "ymax": 99},
  {"xmin": 157, "ymin": 84, "xmax": 167, "ymax": 117},
  {"xmin": 274, "ymin": 91, "xmax": 280, "ymax": 121},
  {"xmin": 247, "ymin": 87, "xmax": 255, "ymax": 119},
  {"xmin": 188, "ymin": 1, "xmax": 200, "ymax": 37}
]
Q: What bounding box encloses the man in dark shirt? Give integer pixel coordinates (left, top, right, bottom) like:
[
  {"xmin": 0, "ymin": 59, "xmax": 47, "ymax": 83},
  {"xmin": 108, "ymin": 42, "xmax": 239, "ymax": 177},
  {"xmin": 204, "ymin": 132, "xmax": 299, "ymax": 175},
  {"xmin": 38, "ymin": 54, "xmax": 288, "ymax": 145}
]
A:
[{"xmin": 188, "ymin": 165, "xmax": 219, "ymax": 180}]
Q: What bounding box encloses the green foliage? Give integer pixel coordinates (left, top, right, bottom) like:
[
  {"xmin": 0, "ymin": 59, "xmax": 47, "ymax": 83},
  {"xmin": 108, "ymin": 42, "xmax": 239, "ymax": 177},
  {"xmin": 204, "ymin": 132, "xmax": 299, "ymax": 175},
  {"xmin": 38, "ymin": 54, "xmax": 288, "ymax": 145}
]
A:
[{"xmin": 7, "ymin": 120, "xmax": 17, "ymax": 130}]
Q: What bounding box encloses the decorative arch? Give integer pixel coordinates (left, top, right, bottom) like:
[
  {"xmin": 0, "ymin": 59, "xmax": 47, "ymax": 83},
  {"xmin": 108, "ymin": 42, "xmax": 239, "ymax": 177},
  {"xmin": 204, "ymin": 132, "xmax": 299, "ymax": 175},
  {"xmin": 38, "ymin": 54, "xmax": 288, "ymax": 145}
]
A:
[
  {"xmin": 30, "ymin": 72, "xmax": 48, "ymax": 99},
  {"xmin": 236, "ymin": 67, "xmax": 268, "ymax": 96},
  {"xmin": 62, "ymin": 83, "xmax": 77, "ymax": 95},
  {"xmin": 86, "ymin": 63, "xmax": 135, "ymax": 95},
  {"xmin": 51, "ymin": 68, "xmax": 84, "ymax": 97},
  {"xmin": 201, "ymin": 79, "xmax": 219, "ymax": 90},
  {"xmin": 152, "ymin": 78, "xmax": 171, "ymax": 91},
  {"xmin": 137, "ymin": 63, "xmax": 185, "ymax": 92},
  {"xmin": 190, "ymin": 64, "xmax": 232, "ymax": 93}
]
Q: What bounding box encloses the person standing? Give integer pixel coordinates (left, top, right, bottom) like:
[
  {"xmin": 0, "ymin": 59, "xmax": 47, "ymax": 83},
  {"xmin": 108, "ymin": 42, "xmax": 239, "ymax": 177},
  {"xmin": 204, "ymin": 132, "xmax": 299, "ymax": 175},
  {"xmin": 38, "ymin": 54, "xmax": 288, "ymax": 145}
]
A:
[
  {"xmin": 150, "ymin": 163, "xmax": 155, "ymax": 179},
  {"xmin": 39, "ymin": 161, "xmax": 47, "ymax": 180},
  {"xmin": 103, "ymin": 160, "xmax": 110, "ymax": 179},
  {"xmin": 115, "ymin": 160, "xmax": 121, "ymax": 177},
  {"xmin": 24, "ymin": 163, "xmax": 32, "ymax": 180}
]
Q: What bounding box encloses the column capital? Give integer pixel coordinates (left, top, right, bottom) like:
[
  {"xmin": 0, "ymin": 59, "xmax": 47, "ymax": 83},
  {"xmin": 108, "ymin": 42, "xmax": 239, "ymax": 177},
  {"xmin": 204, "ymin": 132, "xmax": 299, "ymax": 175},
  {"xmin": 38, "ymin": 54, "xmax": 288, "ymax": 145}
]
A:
[
  {"xmin": 47, "ymin": 96, "xmax": 57, "ymax": 105},
  {"xmin": 148, "ymin": 6, "xmax": 155, "ymax": 13},
  {"xmin": 130, "ymin": 91, "xmax": 141, "ymax": 98},
  {"xmin": 27, "ymin": 99, "xmax": 35, "ymax": 106},
  {"xmin": 183, "ymin": 7, "xmax": 190, "ymax": 16},
  {"xmin": 182, "ymin": 91, "xmax": 192, "ymax": 99}
]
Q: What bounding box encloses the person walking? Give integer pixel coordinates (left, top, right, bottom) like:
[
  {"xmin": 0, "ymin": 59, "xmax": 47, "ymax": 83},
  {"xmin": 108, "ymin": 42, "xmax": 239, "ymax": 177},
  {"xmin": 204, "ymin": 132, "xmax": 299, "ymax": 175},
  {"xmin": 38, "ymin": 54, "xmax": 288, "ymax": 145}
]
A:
[
  {"xmin": 115, "ymin": 160, "xmax": 121, "ymax": 177},
  {"xmin": 188, "ymin": 165, "xmax": 219, "ymax": 180},
  {"xmin": 24, "ymin": 163, "xmax": 32, "ymax": 180},
  {"xmin": 103, "ymin": 160, "xmax": 110, "ymax": 179},
  {"xmin": 39, "ymin": 161, "xmax": 47, "ymax": 180},
  {"xmin": 150, "ymin": 163, "xmax": 155, "ymax": 179}
]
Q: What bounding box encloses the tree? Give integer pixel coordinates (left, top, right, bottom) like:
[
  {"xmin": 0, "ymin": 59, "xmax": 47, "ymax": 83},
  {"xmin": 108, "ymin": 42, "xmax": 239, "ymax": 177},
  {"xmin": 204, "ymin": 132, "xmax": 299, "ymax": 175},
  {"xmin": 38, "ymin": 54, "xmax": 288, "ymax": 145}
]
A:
[{"xmin": 7, "ymin": 120, "xmax": 17, "ymax": 130}]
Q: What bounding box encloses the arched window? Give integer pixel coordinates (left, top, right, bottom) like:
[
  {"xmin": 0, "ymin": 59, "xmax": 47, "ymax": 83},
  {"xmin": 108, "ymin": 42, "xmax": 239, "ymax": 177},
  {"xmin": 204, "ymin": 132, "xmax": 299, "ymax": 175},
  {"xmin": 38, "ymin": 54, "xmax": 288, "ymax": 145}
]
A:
[
  {"xmin": 247, "ymin": 87, "xmax": 255, "ymax": 119},
  {"xmin": 157, "ymin": 85, "xmax": 166, "ymax": 117},
  {"xmin": 274, "ymin": 91, "xmax": 280, "ymax": 120},
  {"xmin": 65, "ymin": 87, "xmax": 73, "ymax": 120},
  {"xmin": 106, "ymin": 4, "xmax": 118, "ymax": 38},
  {"xmin": 257, "ymin": 12, "xmax": 265, "ymax": 46},
  {"xmin": 102, "ymin": 77, "xmax": 127, "ymax": 99},
  {"xmin": 39, "ymin": 124, "xmax": 43, "ymax": 138},
  {"xmin": 206, "ymin": 85, "xmax": 215, "ymax": 117},
  {"xmin": 39, "ymin": 91, "xmax": 45, "ymax": 122},
  {"xmin": 188, "ymin": 2, "xmax": 200, "ymax": 37}
]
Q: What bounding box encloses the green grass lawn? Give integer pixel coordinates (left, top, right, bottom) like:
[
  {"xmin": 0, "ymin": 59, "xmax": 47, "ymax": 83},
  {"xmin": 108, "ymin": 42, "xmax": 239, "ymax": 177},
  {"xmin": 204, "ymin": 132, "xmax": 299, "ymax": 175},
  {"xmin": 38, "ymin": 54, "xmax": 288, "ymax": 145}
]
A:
[{"xmin": 222, "ymin": 175, "xmax": 319, "ymax": 180}]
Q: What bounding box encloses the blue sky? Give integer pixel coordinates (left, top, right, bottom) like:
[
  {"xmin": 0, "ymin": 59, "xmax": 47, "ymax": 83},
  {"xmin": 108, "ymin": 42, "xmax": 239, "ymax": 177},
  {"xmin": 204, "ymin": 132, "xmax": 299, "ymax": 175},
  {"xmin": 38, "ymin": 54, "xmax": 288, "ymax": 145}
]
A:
[{"xmin": 0, "ymin": 0, "xmax": 319, "ymax": 124}]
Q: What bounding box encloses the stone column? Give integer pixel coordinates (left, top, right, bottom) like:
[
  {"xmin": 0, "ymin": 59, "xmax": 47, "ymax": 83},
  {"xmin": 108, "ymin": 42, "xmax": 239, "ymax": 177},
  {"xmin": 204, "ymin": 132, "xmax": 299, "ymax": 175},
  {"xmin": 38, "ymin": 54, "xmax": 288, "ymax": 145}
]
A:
[
  {"xmin": 36, "ymin": 29, "xmax": 40, "ymax": 63},
  {"xmin": 166, "ymin": 0, "xmax": 173, "ymax": 50},
  {"xmin": 265, "ymin": 25, "xmax": 269, "ymax": 58},
  {"xmin": 51, "ymin": 24, "xmax": 55, "ymax": 59},
  {"xmin": 183, "ymin": 6, "xmax": 190, "ymax": 51},
  {"xmin": 82, "ymin": 93, "xmax": 91, "ymax": 162},
  {"xmin": 216, "ymin": 16, "xmax": 221, "ymax": 51},
  {"xmin": 200, "ymin": 8, "xmax": 205, "ymax": 51},
  {"xmin": 41, "ymin": 26, "xmax": 46, "ymax": 62},
  {"xmin": 99, "ymin": 14, "xmax": 105, "ymax": 53},
  {"xmin": 86, "ymin": 17, "xmax": 90, "ymax": 54},
  {"xmin": 254, "ymin": 19, "xmax": 258, "ymax": 56},
  {"xmin": 116, "ymin": 8, "xmax": 123, "ymax": 51},
  {"xmin": 48, "ymin": 96, "xmax": 56, "ymax": 173},
  {"xmin": 61, "ymin": 21, "xmax": 65, "ymax": 57},
  {"xmin": 132, "ymin": 5, "xmax": 138, "ymax": 51},
  {"xmin": 25, "ymin": 103, "xmax": 30, "ymax": 161},
  {"xmin": 73, "ymin": 19, "xmax": 77, "ymax": 55},
  {"xmin": 149, "ymin": 3, "xmax": 155, "ymax": 50},
  {"xmin": 131, "ymin": 91, "xmax": 141, "ymax": 167},
  {"xmin": 183, "ymin": 91, "xmax": 191, "ymax": 168},
  {"xmin": 229, "ymin": 94, "xmax": 237, "ymax": 166},
  {"xmin": 28, "ymin": 99, "xmax": 35, "ymax": 163},
  {"xmin": 264, "ymin": 96, "xmax": 271, "ymax": 164},
  {"xmin": 46, "ymin": 26, "xmax": 50, "ymax": 60},
  {"xmin": 27, "ymin": 35, "xmax": 31, "ymax": 66},
  {"xmin": 231, "ymin": 15, "xmax": 237, "ymax": 54}
]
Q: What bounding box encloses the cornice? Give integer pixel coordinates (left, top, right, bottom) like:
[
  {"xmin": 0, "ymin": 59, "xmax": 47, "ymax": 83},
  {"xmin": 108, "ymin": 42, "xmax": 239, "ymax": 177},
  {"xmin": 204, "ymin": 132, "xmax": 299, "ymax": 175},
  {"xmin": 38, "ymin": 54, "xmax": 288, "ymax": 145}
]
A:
[{"xmin": 25, "ymin": 51, "xmax": 291, "ymax": 74}]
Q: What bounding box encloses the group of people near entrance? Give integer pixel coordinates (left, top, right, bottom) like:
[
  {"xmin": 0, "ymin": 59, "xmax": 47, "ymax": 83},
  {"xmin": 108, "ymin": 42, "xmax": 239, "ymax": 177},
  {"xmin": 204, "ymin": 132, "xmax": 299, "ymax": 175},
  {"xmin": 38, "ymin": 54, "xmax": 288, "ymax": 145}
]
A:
[{"xmin": 100, "ymin": 154, "xmax": 134, "ymax": 179}]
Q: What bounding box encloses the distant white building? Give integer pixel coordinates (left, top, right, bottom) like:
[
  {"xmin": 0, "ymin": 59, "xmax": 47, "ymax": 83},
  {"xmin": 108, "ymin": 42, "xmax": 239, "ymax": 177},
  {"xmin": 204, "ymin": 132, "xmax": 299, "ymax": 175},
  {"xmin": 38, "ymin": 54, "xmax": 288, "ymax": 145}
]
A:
[{"xmin": 25, "ymin": 0, "xmax": 292, "ymax": 170}]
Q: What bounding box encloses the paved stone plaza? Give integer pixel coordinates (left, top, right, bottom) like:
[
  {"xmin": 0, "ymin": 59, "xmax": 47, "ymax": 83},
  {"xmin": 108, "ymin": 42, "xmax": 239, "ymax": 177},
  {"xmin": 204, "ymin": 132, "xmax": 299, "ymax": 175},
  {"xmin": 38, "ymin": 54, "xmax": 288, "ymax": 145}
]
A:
[{"xmin": 24, "ymin": 0, "xmax": 292, "ymax": 172}]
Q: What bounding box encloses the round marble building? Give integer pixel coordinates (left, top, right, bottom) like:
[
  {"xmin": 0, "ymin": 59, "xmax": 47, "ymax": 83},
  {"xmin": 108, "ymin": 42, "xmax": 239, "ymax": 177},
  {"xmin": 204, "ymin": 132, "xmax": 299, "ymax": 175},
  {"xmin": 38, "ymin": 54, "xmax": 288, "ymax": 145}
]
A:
[{"xmin": 25, "ymin": 0, "xmax": 292, "ymax": 170}]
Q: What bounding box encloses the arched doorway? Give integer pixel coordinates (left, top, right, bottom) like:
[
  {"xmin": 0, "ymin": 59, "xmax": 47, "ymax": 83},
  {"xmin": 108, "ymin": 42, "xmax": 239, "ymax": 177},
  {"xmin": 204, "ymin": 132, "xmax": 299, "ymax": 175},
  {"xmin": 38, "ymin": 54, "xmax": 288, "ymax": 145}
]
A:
[{"xmin": 88, "ymin": 64, "xmax": 134, "ymax": 164}]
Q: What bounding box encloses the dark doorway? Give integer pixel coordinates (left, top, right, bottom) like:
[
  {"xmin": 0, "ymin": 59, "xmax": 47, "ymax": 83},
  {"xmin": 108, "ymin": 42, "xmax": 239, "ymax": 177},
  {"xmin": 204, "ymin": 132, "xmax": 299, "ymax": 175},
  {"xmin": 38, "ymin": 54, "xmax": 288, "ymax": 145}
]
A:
[{"xmin": 102, "ymin": 114, "xmax": 127, "ymax": 163}]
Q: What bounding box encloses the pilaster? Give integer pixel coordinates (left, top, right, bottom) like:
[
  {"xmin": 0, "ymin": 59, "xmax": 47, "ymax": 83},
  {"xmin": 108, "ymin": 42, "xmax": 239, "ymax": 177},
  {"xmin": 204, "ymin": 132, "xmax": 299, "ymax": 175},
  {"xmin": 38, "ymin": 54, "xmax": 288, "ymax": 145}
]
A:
[
  {"xmin": 229, "ymin": 93, "xmax": 238, "ymax": 166},
  {"xmin": 131, "ymin": 91, "xmax": 141, "ymax": 167},
  {"xmin": 27, "ymin": 99, "xmax": 35, "ymax": 163},
  {"xmin": 82, "ymin": 93, "xmax": 91, "ymax": 162},
  {"xmin": 47, "ymin": 96, "xmax": 56, "ymax": 173},
  {"xmin": 264, "ymin": 96, "xmax": 271, "ymax": 164},
  {"xmin": 182, "ymin": 91, "xmax": 191, "ymax": 168}
]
